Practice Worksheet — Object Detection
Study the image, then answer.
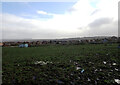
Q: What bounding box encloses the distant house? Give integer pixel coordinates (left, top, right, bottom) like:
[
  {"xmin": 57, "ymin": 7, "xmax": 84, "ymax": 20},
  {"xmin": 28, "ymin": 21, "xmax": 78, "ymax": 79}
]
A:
[
  {"xmin": 0, "ymin": 42, "xmax": 3, "ymax": 47},
  {"xmin": 103, "ymin": 38, "xmax": 108, "ymax": 43},
  {"xmin": 24, "ymin": 44, "xmax": 28, "ymax": 47},
  {"xmin": 19, "ymin": 44, "xmax": 28, "ymax": 48}
]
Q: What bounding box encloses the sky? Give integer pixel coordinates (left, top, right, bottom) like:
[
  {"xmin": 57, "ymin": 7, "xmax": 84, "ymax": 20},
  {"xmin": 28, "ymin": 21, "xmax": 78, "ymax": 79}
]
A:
[{"xmin": 1, "ymin": 0, "xmax": 120, "ymax": 39}]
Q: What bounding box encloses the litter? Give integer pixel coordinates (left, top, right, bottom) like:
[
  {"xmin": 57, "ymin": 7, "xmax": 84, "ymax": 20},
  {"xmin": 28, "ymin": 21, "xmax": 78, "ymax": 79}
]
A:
[
  {"xmin": 97, "ymin": 78, "xmax": 99, "ymax": 80},
  {"xmin": 106, "ymin": 54, "xmax": 109, "ymax": 55},
  {"xmin": 34, "ymin": 61, "xmax": 52, "ymax": 65},
  {"xmin": 74, "ymin": 62, "xmax": 78, "ymax": 65},
  {"xmin": 95, "ymin": 69, "xmax": 98, "ymax": 72},
  {"xmin": 111, "ymin": 70, "xmax": 113, "ymax": 72},
  {"xmin": 115, "ymin": 68, "xmax": 118, "ymax": 71},
  {"xmin": 17, "ymin": 64, "xmax": 20, "ymax": 66},
  {"xmin": 99, "ymin": 69, "xmax": 102, "ymax": 71},
  {"xmin": 103, "ymin": 61, "xmax": 106, "ymax": 64},
  {"xmin": 112, "ymin": 63, "xmax": 116, "ymax": 65},
  {"xmin": 34, "ymin": 61, "xmax": 47, "ymax": 65},
  {"xmin": 76, "ymin": 67, "xmax": 81, "ymax": 70},
  {"xmin": 81, "ymin": 69, "xmax": 84, "ymax": 73},
  {"xmin": 71, "ymin": 73, "xmax": 73, "ymax": 76},
  {"xmin": 114, "ymin": 79, "xmax": 120, "ymax": 84},
  {"xmin": 70, "ymin": 81, "xmax": 75, "ymax": 85},
  {"xmin": 95, "ymin": 81, "xmax": 97, "ymax": 85},
  {"xmin": 88, "ymin": 78, "xmax": 90, "ymax": 81}
]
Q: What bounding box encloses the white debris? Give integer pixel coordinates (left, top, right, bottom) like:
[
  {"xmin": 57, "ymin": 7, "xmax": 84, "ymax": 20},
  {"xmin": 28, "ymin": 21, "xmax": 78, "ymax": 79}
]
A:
[
  {"xmin": 46, "ymin": 61, "xmax": 52, "ymax": 64},
  {"xmin": 111, "ymin": 70, "xmax": 113, "ymax": 72},
  {"xmin": 95, "ymin": 81, "xmax": 97, "ymax": 85},
  {"xmin": 71, "ymin": 73, "xmax": 73, "ymax": 76},
  {"xmin": 97, "ymin": 78, "xmax": 99, "ymax": 80},
  {"xmin": 112, "ymin": 63, "xmax": 117, "ymax": 65},
  {"xmin": 74, "ymin": 62, "xmax": 78, "ymax": 65},
  {"xmin": 81, "ymin": 69, "xmax": 84, "ymax": 73},
  {"xmin": 34, "ymin": 61, "xmax": 52, "ymax": 65},
  {"xmin": 115, "ymin": 68, "xmax": 119, "ymax": 71},
  {"xmin": 89, "ymin": 62, "xmax": 92, "ymax": 64},
  {"xmin": 88, "ymin": 78, "xmax": 91, "ymax": 81},
  {"xmin": 106, "ymin": 54, "xmax": 109, "ymax": 55},
  {"xmin": 76, "ymin": 67, "xmax": 81, "ymax": 70},
  {"xmin": 78, "ymin": 77, "xmax": 80, "ymax": 79},
  {"xmin": 103, "ymin": 61, "xmax": 106, "ymax": 64},
  {"xmin": 17, "ymin": 64, "xmax": 20, "ymax": 66},
  {"xmin": 114, "ymin": 79, "xmax": 120, "ymax": 84},
  {"xmin": 99, "ymin": 69, "xmax": 102, "ymax": 71},
  {"xmin": 95, "ymin": 69, "xmax": 98, "ymax": 72}
]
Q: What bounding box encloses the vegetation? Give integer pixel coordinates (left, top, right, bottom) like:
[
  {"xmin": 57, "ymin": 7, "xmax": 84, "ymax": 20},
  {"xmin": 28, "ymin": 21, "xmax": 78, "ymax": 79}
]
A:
[{"xmin": 2, "ymin": 44, "xmax": 120, "ymax": 84}]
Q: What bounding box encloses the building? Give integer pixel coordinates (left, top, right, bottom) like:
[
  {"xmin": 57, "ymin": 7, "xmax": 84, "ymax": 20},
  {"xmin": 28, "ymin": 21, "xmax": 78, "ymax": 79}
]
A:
[
  {"xmin": 0, "ymin": 42, "xmax": 3, "ymax": 47},
  {"xmin": 19, "ymin": 44, "xmax": 28, "ymax": 48}
]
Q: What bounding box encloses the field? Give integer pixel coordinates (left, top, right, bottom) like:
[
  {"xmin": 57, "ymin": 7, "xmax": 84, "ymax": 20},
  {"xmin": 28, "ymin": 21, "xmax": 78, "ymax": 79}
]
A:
[{"xmin": 2, "ymin": 44, "xmax": 120, "ymax": 84}]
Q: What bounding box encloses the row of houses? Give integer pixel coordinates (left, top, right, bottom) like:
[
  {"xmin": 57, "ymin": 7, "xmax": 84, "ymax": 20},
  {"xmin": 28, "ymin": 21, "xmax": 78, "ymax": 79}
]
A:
[{"xmin": 1, "ymin": 36, "xmax": 119, "ymax": 47}]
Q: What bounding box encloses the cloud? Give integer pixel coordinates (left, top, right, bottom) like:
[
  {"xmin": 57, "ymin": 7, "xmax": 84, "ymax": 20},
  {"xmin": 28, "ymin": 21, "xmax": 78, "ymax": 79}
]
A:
[
  {"xmin": 37, "ymin": 10, "xmax": 48, "ymax": 15},
  {"xmin": 87, "ymin": 20, "xmax": 118, "ymax": 36},
  {"xmin": 89, "ymin": 18, "xmax": 113, "ymax": 28},
  {"xmin": 67, "ymin": 8, "xmax": 77, "ymax": 12},
  {"xmin": 37, "ymin": 10, "xmax": 55, "ymax": 16},
  {"xmin": 90, "ymin": 9, "xmax": 100, "ymax": 15},
  {"xmin": 2, "ymin": 0, "xmax": 119, "ymax": 39},
  {"xmin": 1, "ymin": 13, "xmax": 57, "ymax": 39}
]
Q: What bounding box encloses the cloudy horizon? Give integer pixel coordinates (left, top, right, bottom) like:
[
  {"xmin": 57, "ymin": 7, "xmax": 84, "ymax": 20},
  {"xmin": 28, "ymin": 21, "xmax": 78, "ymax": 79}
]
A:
[{"xmin": 1, "ymin": 0, "xmax": 119, "ymax": 39}]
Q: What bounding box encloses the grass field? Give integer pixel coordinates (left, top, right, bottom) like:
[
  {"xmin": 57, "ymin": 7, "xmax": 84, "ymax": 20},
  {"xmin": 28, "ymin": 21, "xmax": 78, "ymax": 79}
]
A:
[{"xmin": 2, "ymin": 44, "xmax": 120, "ymax": 84}]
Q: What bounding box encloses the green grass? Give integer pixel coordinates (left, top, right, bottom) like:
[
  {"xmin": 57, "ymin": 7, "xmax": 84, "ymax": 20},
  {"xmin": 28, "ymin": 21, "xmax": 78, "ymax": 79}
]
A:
[{"xmin": 2, "ymin": 44, "xmax": 120, "ymax": 84}]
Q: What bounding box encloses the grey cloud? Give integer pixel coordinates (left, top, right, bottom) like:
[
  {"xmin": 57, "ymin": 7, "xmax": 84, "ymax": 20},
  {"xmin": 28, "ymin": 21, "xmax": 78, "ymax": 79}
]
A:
[
  {"xmin": 1, "ymin": 13, "xmax": 118, "ymax": 39},
  {"xmin": 1, "ymin": 13, "xmax": 59, "ymax": 39},
  {"xmin": 89, "ymin": 18, "xmax": 113, "ymax": 28},
  {"xmin": 77, "ymin": 18, "xmax": 117, "ymax": 37},
  {"xmin": 2, "ymin": 27, "xmax": 60, "ymax": 39},
  {"xmin": 91, "ymin": 9, "xmax": 100, "ymax": 15},
  {"xmin": 67, "ymin": 7, "xmax": 77, "ymax": 12},
  {"xmin": 87, "ymin": 19, "xmax": 118, "ymax": 36}
]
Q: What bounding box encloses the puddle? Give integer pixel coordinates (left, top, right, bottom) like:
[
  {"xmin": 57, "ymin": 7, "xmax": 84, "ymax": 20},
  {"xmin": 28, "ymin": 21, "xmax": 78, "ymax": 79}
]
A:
[
  {"xmin": 34, "ymin": 61, "xmax": 52, "ymax": 65},
  {"xmin": 114, "ymin": 79, "xmax": 120, "ymax": 84}
]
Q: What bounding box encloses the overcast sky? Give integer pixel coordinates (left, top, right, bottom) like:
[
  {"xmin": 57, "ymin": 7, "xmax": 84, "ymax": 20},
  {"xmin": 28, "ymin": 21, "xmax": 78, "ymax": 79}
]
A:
[{"xmin": 1, "ymin": 0, "xmax": 119, "ymax": 39}]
